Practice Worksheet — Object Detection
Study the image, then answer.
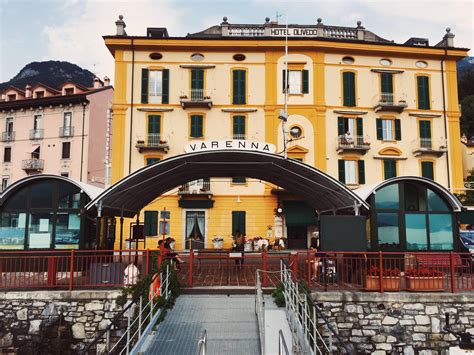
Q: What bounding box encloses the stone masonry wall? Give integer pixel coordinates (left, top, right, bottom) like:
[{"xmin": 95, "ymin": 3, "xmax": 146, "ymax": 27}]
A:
[
  {"xmin": 313, "ymin": 291, "xmax": 474, "ymax": 355},
  {"xmin": 0, "ymin": 290, "xmax": 125, "ymax": 354}
]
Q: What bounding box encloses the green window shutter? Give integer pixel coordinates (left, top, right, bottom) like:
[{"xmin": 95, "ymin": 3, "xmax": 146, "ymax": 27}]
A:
[
  {"xmin": 302, "ymin": 70, "xmax": 309, "ymax": 94},
  {"xmin": 419, "ymin": 120, "xmax": 431, "ymax": 139},
  {"xmin": 141, "ymin": 68, "xmax": 149, "ymax": 104},
  {"xmin": 232, "ymin": 70, "xmax": 246, "ymax": 104},
  {"xmin": 233, "ymin": 116, "xmax": 245, "ymax": 137},
  {"xmin": 381, "ymin": 73, "xmax": 393, "ymax": 94},
  {"xmin": 144, "ymin": 211, "xmax": 158, "ymax": 236},
  {"xmin": 282, "ymin": 70, "xmax": 286, "ymax": 93},
  {"xmin": 232, "ymin": 176, "xmax": 246, "ymax": 184},
  {"xmin": 190, "ymin": 115, "xmax": 203, "ymax": 138},
  {"xmin": 421, "ymin": 161, "xmax": 434, "ymax": 180},
  {"xmin": 148, "ymin": 115, "xmax": 161, "ymax": 134},
  {"xmin": 358, "ymin": 160, "xmax": 365, "ymax": 184},
  {"xmin": 343, "ymin": 72, "xmax": 355, "ymax": 107},
  {"xmin": 232, "ymin": 211, "xmax": 246, "ymax": 236},
  {"xmin": 191, "ymin": 69, "xmax": 204, "ymax": 90},
  {"xmin": 162, "ymin": 69, "xmax": 169, "ymax": 104},
  {"xmin": 338, "ymin": 117, "xmax": 345, "ymax": 136},
  {"xmin": 417, "ymin": 76, "xmax": 430, "ymax": 109},
  {"xmin": 338, "ymin": 160, "xmax": 345, "ymax": 183},
  {"xmin": 356, "ymin": 117, "xmax": 363, "ymax": 136},
  {"xmin": 146, "ymin": 158, "xmax": 160, "ymax": 165},
  {"xmin": 384, "ymin": 160, "xmax": 397, "ymax": 179},
  {"xmin": 395, "ymin": 119, "xmax": 402, "ymax": 141},
  {"xmin": 376, "ymin": 119, "xmax": 383, "ymax": 140}
]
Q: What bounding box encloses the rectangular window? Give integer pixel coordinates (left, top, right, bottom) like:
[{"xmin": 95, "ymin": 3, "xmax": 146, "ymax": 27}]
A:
[
  {"xmin": 190, "ymin": 115, "xmax": 204, "ymax": 138},
  {"xmin": 149, "ymin": 70, "xmax": 163, "ymax": 103},
  {"xmin": 185, "ymin": 211, "xmax": 205, "ymax": 249},
  {"xmin": 144, "ymin": 210, "xmax": 158, "ymax": 236},
  {"xmin": 376, "ymin": 119, "xmax": 401, "ymax": 141},
  {"xmin": 382, "ymin": 119, "xmax": 394, "ymax": 140},
  {"xmin": 232, "ymin": 115, "xmax": 245, "ymax": 139},
  {"xmin": 377, "ymin": 212, "xmax": 400, "ymax": 248},
  {"xmin": 339, "ymin": 159, "xmax": 364, "ymax": 184},
  {"xmin": 283, "ymin": 69, "xmax": 309, "ymax": 94},
  {"xmin": 232, "ymin": 176, "xmax": 246, "ymax": 184},
  {"xmin": 35, "ymin": 91, "xmax": 44, "ymax": 98},
  {"xmin": 417, "ymin": 75, "xmax": 430, "ymax": 109},
  {"xmin": 7, "ymin": 94, "xmax": 16, "ymax": 101},
  {"xmin": 232, "ymin": 211, "xmax": 246, "ymax": 236},
  {"xmin": 63, "ymin": 112, "xmax": 72, "ymax": 128},
  {"xmin": 232, "ymin": 69, "xmax": 246, "ymax": 104},
  {"xmin": 0, "ymin": 212, "xmax": 26, "ymax": 249},
  {"xmin": 1, "ymin": 177, "xmax": 9, "ymax": 191},
  {"xmin": 380, "ymin": 73, "xmax": 393, "ymax": 104},
  {"xmin": 159, "ymin": 210, "xmax": 170, "ymax": 236},
  {"xmin": 4, "ymin": 147, "xmax": 11, "ymax": 163},
  {"xmin": 337, "ymin": 117, "xmax": 363, "ymax": 139},
  {"xmin": 342, "ymin": 71, "xmax": 356, "ymax": 107},
  {"xmin": 33, "ymin": 114, "xmax": 42, "ymax": 130},
  {"xmin": 6, "ymin": 117, "xmax": 13, "ymax": 134},
  {"xmin": 419, "ymin": 120, "xmax": 432, "ymax": 148},
  {"xmin": 55, "ymin": 212, "xmax": 80, "ymax": 249},
  {"xmin": 61, "ymin": 142, "xmax": 71, "ymax": 159},
  {"xmin": 383, "ymin": 160, "xmax": 397, "ymax": 179},
  {"xmin": 65, "ymin": 88, "xmax": 74, "ymax": 95},
  {"xmin": 421, "ymin": 161, "xmax": 434, "ymax": 179},
  {"xmin": 27, "ymin": 212, "xmax": 53, "ymax": 249},
  {"xmin": 146, "ymin": 157, "xmax": 160, "ymax": 166},
  {"xmin": 429, "ymin": 214, "xmax": 453, "ymax": 250},
  {"xmin": 147, "ymin": 115, "xmax": 161, "ymax": 145},
  {"xmin": 406, "ymin": 214, "xmax": 428, "ymax": 250}
]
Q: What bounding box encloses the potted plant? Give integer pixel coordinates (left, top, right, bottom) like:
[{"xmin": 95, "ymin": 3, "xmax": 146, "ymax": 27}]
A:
[
  {"xmin": 405, "ymin": 268, "xmax": 444, "ymax": 291},
  {"xmin": 212, "ymin": 237, "xmax": 224, "ymax": 249},
  {"xmin": 366, "ymin": 266, "xmax": 401, "ymax": 291}
]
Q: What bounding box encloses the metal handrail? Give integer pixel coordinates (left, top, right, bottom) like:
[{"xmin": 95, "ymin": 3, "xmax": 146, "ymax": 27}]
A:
[
  {"xmin": 255, "ymin": 270, "xmax": 265, "ymax": 355},
  {"xmin": 279, "ymin": 329, "xmax": 290, "ymax": 355},
  {"xmin": 197, "ymin": 329, "xmax": 207, "ymax": 355}
]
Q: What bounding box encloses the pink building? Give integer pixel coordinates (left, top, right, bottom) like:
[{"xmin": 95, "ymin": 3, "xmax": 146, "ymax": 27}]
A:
[{"xmin": 0, "ymin": 79, "xmax": 113, "ymax": 189}]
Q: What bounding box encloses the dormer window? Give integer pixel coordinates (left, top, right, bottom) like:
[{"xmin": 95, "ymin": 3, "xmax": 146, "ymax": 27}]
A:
[
  {"xmin": 7, "ymin": 94, "xmax": 16, "ymax": 101},
  {"xmin": 35, "ymin": 91, "xmax": 45, "ymax": 98},
  {"xmin": 65, "ymin": 88, "xmax": 74, "ymax": 95}
]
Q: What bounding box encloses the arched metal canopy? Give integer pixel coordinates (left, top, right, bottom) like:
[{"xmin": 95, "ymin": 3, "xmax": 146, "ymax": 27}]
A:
[{"xmin": 86, "ymin": 150, "xmax": 370, "ymax": 217}]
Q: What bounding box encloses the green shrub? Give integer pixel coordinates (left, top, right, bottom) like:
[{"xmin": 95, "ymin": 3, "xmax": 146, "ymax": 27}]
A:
[{"xmin": 272, "ymin": 282, "xmax": 286, "ymax": 307}]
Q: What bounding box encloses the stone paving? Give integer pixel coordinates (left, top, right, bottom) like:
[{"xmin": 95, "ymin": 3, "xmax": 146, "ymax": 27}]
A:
[{"xmin": 143, "ymin": 295, "xmax": 260, "ymax": 355}]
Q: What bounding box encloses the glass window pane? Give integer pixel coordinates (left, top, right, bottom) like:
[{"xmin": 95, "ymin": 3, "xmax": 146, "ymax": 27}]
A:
[
  {"xmin": 377, "ymin": 212, "xmax": 400, "ymax": 248},
  {"xmin": 288, "ymin": 71, "xmax": 301, "ymax": 94},
  {"xmin": 31, "ymin": 181, "xmax": 54, "ymax": 208},
  {"xmin": 0, "ymin": 212, "xmax": 26, "ymax": 249},
  {"xmin": 406, "ymin": 214, "xmax": 428, "ymax": 250},
  {"xmin": 382, "ymin": 120, "xmax": 393, "ymax": 140},
  {"xmin": 427, "ymin": 189, "xmax": 449, "ymax": 212},
  {"xmin": 344, "ymin": 160, "xmax": 356, "ymax": 184},
  {"xmin": 149, "ymin": 70, "xmax": 162, "ymax": 96},
  {"xmin": 55, "ymin": 212, "xmax": 80, "ymax": 249},
  {"xmin": 28, "ymin": 212, "xmax": 54, "ymax": 248},
  {"xmin": 429, "ymin": 214, "xmax": 453, "ymax": 250},
  {"xmin": 3, "ymin": 188, "xmax": 28, "ymax": 210},
  {"xmin": 160, "ymin": 211, "xmax": 170, "ymax": 219},
  {"xmin": 375, "ymin": 184, "xmax": 399, "ymax": 209},
  {"xmin": 58, "ymin": 182, "xmax": 81, "ymax": 209},
  {"xmin": 404, "ymin": 183, "xmax": 426, "ymax": 212},
  {"xmin": 159, "ymin": 221, "xmax": 170, "ymax": 235}
]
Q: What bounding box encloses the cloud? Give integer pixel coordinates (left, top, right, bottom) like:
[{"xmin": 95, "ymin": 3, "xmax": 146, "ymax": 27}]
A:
[{"xmin": 42, "ymin": 0, "xmax": 185, "ymax": 81}]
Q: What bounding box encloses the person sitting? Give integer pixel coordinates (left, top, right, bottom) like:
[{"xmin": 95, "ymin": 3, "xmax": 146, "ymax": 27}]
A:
[
  {"xmin": 233, "ymin": 230, "xmax": 245, "ymax": 265},
  {"xmin": 164, "ymin": 237, "xmax": 183, "ymax": 270},
  {"xmin": 345, "ymin": 130, "xmax": 354, "ymax": 145}
]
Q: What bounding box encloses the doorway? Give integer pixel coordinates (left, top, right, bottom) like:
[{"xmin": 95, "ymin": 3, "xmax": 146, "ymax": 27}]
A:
[
  {"xmin": 185, "ymin": 211, "xmax": 205, "ymax": 249},
  {"xmin": 287, "ymin": 225, "xmax": 308, "ymax": 249}
]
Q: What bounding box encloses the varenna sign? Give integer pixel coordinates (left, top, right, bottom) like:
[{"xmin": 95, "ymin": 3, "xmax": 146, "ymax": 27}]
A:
[{"xmin": 184, "ymin": 140, "xmax": 276, "ymax": 154}]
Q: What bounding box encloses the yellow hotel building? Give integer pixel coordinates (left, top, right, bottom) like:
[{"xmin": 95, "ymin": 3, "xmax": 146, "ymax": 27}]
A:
[{"xmin": 104, "ymin": 16, "xmax": 468, "ymax": 250}]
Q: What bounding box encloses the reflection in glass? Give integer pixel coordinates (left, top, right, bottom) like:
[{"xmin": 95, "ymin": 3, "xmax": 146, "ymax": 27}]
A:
[
  {"xmin": 404, "ymin": 183, "xmax": 426, "ymax": 212},
  {"xmin": 429, "ymin": 214, "xmax": 453, "ymax": 250},
  {"xmin": 377, "ymin": 213, "xmax": 400, "ymax": 247},
  {"xmin": 427, "ymin": 189, "xmax": 449, "ymax": 212},
  {"xmin": 30, "ymin": 181, "xmax": 54, "ymax": 208},
  {"xmin": 406, "ymin": 214, "xmax": 428, "ymax": 250},
  {"xmin": 0, "ymin": 212, "xmax": 26, "ymax": 249},
  {"xmin": 55, "ymin": 212, "xmax": 80, "ymax": 249},
  {"xmin": 375, "ymin": 184, "xmax": 399, "ymax": 209},
  {"xmin": 28, "ymin": 212, "xmax": 54, "ymax": 248}
]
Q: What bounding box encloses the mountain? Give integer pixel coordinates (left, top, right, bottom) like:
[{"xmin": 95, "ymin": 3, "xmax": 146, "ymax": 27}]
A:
[
  {"xmin": 458, "ymin": 56, "xmax": 474, "ymax": 137},
  {"xmin": 458, "ymin": 56, "xmax": 474, "ymax": 74},
  {"xmin": 0, "ymin": 61, "xmax": 96, "ymax": 91}
]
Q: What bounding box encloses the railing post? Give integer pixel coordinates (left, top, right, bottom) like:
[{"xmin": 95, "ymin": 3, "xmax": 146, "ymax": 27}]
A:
[
  {"xmin": 158, "ymin": 243, "xmax": 164, "ymax": 269},
  {"xmin": 47, "ymin": 256, "xmax": 57, "ymax": 287},
  {"xmin": 262, "ymin": 249, "xmax": 267, "ymax": 288},
  {"xmin": 292, "ymin": 253, "xmax": 298, "ymax": 279},
  {"xmin": 126, "ymin": 309, "xmax": 131, "ymax": 354},
  {"xmin": 166, "ymin": 264, "xmax": 170, "ymax": 299},
  {"xmin": 139, "ymin": 296, "xmax": 143, "ymax": 337},
  {"xmin": 450, "ymin": 252, "xmax": 456, "ymax": 293},
  {"xmin": 378, "ymin": 251, "xmax": 384, "ymax": 293},
  {"xmin": 69, "ymin": 249, "xmax": 74, "ymax": 291},
  {"xmin": 189, "ymin": 249, "xmax": 194, "ymax": 288},
  {"xmin": 145, "ymin": 249, "xmax": 150, "ymax": 276}
]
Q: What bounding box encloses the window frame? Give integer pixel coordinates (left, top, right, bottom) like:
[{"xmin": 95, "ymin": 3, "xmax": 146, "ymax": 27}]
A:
[
  {"xmin": 232, "ymin": 114, "xmax": 246, "ymax": 140},
  {"xmin": 420, "ymin": 160, "xmax": 435, "ymax": 180},
  {"xmin": 416, "ymin": 74, "xmax": 431, "ymax": 110},
  {"xmin": 188, "ymin": 113, "xmax": 205, "ymax": 139},
  {"xmin": 231, "ymin": 68, "xmax": 247, "ymax": 105},
  {"xmin": 383, "ymin": 159, "xmax": 398, "ymax": 180},
  {"xmin": 3, "ymin": 147, "xmax": 11, "ymax": 163},
  {"xmin": 61, "ymin": 142, "xmax": 71, "ymax": 160},
  {"xmin": 149, "ymin": 69, "xmax": 164, "ymax": 102},
  {"xmin": 341, "ymin": 70, "xmax": 357, "ymax": 107}
]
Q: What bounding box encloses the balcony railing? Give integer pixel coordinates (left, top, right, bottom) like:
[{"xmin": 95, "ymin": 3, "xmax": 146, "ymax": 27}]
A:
[
  {"xmin": 336, "ymin": 135, "xmax": 371, "ymax": 154},
  {"xmin": 412, "ymin": 138, "xmax": 447, "ymax": 156},
  {"xmin": 29, "ymin": 129, "xmax": 44, "ymax": 140},
  {"xmin": 21, "ymin": 158, "xmax": 44, "ymax": 171},
  {"xmin": 374, "ymin": 93, "xmax": 407, "ymax": 113},
  {"xmin": 1, "ymin": 131, "xmax": 15, "ymax": 142},
  {"xmin": 178, "ymin": 179, "xmax": 211, "ymax": 195},
  {"xmin": 180, "ymin": 89, "xmax": 213, "ymax": 109},
  {"xmin": 233, "ymin": 134, "xmax": 246, "ymax": 140},
  {"xmin": 59, "ymin": 126, "xmax": 74, "ymax": 137},
  {"xmin": 135, "ymin": 134, "xmax": 170, "ymax": 153}
]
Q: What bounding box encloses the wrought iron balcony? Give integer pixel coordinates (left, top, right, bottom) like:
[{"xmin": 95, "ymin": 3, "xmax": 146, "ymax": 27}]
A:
[
  {"xmin": 178, "ymin": 179, "xmax": 212, "ymax": 195},
  {"xmin": 136, "ymin": 134, "xmax": 170, "ymax": 153},
  {"xmin": 374, "ymin": 93, "xmax": 408, "ymax": 113},
  {"xmin": 1, "ymin": 131, "xmax": 15, "ymax": 142},
  {"xmin": 179, "ymin": 89, "xmax": 213, "ymax": 109},
  {"xmin": 412, "ymin": 138, "xmax": 447, "ymax": 157},
  {"xmin": 336, "ymin": 135, "xmax": 371, "ymax": 154},
  {"xmin": 59, "ymin": 126, "xmax": 74, "ymax": 138},
  {"xmin": 21, "ymin": 158, "xmax": 44, "ymax": 171},
  {"xmin": 29, "ymin": 129, "xmax": 44, "ymax": 140}
]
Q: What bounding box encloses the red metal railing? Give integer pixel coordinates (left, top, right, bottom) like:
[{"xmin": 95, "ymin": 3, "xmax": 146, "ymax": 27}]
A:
[{"xmin": 0, "ymin": 250, "xmax": 472, "ymax": 292}]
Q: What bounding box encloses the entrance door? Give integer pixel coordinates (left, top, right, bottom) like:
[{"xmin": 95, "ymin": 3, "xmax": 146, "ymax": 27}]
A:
[
  {"xmin": 185, "ymin": 211, "xmax": 205, "ymax": 249},
  {"xmin": 287, "ymin": 225, "xmax": 308, "ymax": 249}
]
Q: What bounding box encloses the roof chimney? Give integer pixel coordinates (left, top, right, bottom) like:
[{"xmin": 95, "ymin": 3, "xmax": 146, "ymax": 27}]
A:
[
  {"xmin": 444, "ymin": 27, "xmax": 455, "ymax": 47},
  {"xmin": 93, "ymin": 78, "xmax": 102, "ymax": 89},
  {"xmin": 103, "ymin": 76, "xmax": 110, "ymax": 86},
  {"xmin": 115, "ymin": 15, "xmax": 127, "ymax": 36},
  {"xmin": 25, "ymin": 85, "xmax": 32, "ymax": 98}
]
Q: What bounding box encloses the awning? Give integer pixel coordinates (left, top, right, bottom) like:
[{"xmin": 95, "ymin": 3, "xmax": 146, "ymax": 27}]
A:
[
  {"xmin": 283, "ymin": 201, "xmax": 318, "ymax": 226},
  {"xmin": 178, "ymin": 200, "xmax": 214, "ymax": 209},
  {"xmin": 460, "ymin": 210, "xmax": 474, "ymax": 224}
]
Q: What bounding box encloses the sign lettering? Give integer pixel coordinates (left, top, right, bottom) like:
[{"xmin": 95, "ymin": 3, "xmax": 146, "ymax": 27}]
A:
[
  {"xmin": 270, "ymin": 27, "xmax": 321, "ymax": 37},
  {"xmin": 184, "ymin": 140, "xmax": 276, "ymax": 154}
]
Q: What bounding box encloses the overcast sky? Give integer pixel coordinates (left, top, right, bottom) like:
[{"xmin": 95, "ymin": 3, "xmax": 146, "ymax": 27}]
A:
[{"xmin": 0, "ymin": 0, "xmax": 472, "ymax": 83}]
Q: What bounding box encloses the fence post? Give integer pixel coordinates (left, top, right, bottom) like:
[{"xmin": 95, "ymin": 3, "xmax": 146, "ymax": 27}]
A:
[
  {"xmin": 189, "ymin": 249, "xmax": 194, "ymax": 288},
  {"xmin": 145, "ymin": 249, "xmax": 150, "ymax": 276},
  {"xmin": 292, "ymin": 253, "xmax": 298, "ymax": 279},
  {"xmin": 69, "ymin": 249, "xmax": 74, "ymax": 291},
  {"xmin": 262, "ymin": 249, "xmax": 267, "ymax": 288},
  {"xmin": 450, "ymin": 252, "xmax": 456, "ymax": 293},
  {"xmin": 378, "ymin": 251, "xmax": 384, "ymax": 293},
  {"xmin": 47, "ymin": 256, "xmax": 57, "ymax": 287}
]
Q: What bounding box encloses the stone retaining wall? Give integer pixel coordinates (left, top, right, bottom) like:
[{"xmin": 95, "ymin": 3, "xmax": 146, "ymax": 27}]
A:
[
  {"xmin": 0, "ymin": 290, "xmax": 124, "ymax": 354},
  {"xmin": 313, "ymin": 291, "xmax": 474, "ymax": 354}
]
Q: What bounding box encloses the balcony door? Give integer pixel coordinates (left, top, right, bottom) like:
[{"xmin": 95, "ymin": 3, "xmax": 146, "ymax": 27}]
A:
[
  {"xmin": 185, "ymin": 210, "xmax": 205, "ymax": 249},
  {"xmin": 419, "ymin": 120, "xmax": 431, "ymax": 148},
  {"xmin": 191, "ymin": 69, "xmax": 204, "ymax": 101}
]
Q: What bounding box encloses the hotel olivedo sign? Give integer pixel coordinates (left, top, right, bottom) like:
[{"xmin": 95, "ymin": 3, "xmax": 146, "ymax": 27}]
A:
[
  {"xmin": 269, "ymin": 27, "xmax": 319, "ymax": 37},
  {"xmin": 185, "ymin": 140, "xmax": 276, "ymax": 154}
]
